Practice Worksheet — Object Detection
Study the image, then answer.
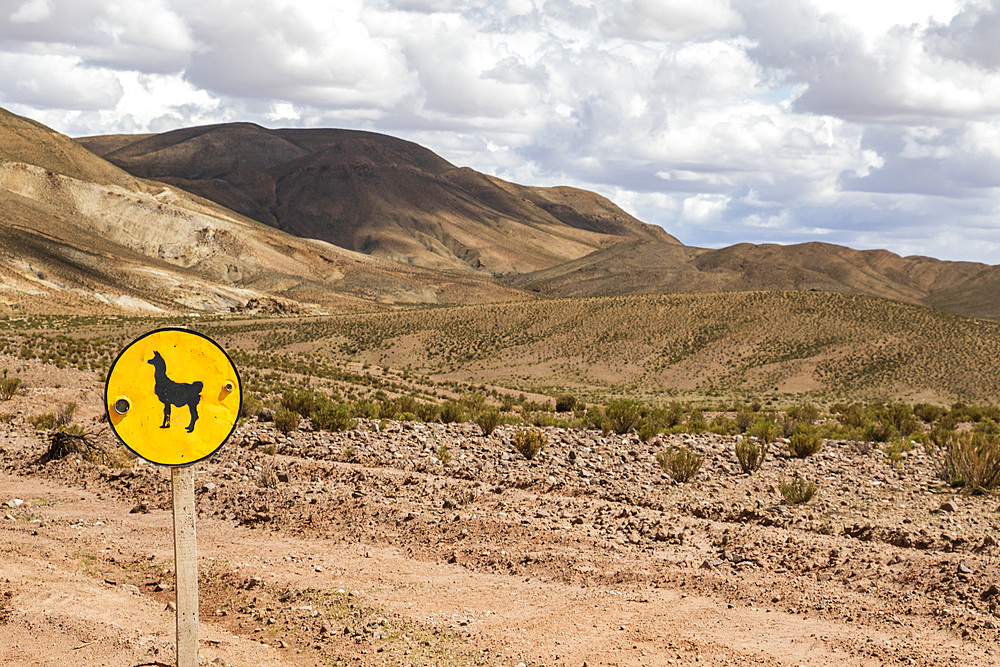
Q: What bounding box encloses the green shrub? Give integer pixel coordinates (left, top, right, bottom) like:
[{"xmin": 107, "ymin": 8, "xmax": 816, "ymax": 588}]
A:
[
  {"xmin": 0, "ymin": 375, "xmax": 21, "ymax": 400},
  {"xmin": 735, "ymin": 410, "xmax": 755, "ymax": 432},
  {"xmin": 735, "ymin": 438, "xmax": 766, "ymax": 474},
  {"xmin": 863, "ymin": 420, "xmax": 898, "ymax": 443},
  {"xmin": 935, "ymin": 431, "xmax": 1000, "ymax": 493},
  {"xmin": 709, "ymin": 415, "xmax": 738, "ymax": 435},
  {"xmin": 555, "ymin": 394, "xmax": 578, "ymax": 412},
  {"xmin": 786, "ymin": 403, "xmax": 819, "ymax": 423},
  {"xmin": 788, "ymin": 425, "xmax": 823, "ymax": 458},
  {"xmin": 747, "ymin": 418, "xmax": 777, "ymax": 445},
  {"xmin": 436, "ymin": 443, "xmax": 452, "ymax": 464},
  {"xmin": 637, "ymin": 418, "xmax": 659, "ymax": 443},
  {"xmin": 779, "ymin": 477, "xmax": 818, "ymax": 504},
  {"xmin": 513, "ymin": 429, "xmax": 546, "ymax": 460},
  {"xmin": 280, "ymin": 388, "xmax": 316, "ymax": 418},
  {"xmin": 655, "ymin": 446, "xmax": 703, "ymax": 483},
  {"xmin": 241, "ymin": 394, "xmax": 263, "ymax": 419},
  {"xmin": 311, "ymin": 402, "xmax": 354, "ymax": 431},
  {"xmin": 439, "ymin": 400, "xmax": 466, "ymax": 424},
  {"xmin": 274, "ymin": 407, "xmax": 300, "ymax": 434},
  {"xmin": 606, "ymin": 399, "xmax": 642, "ymax": 434},
  {"xmin": 474, "ymin": 407, "xmax": 502, "ymax": 436},
  {"xmin": 29, "ymin": 413, "xmax": 57, "ymax": 430}
]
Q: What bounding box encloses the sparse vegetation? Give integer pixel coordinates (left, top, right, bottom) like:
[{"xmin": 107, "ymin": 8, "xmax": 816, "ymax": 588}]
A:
[
  {"xmin": 788, "ymin": 425, "xmax": 823, "ymax": 458},
  {"xmin": 513, "ymin": 429, "xmax": 546, "ymax": 460},
  {"xmin": 779, "ymin": 476, "xmax": 818, "ymax": 504},
  {"xmin": 0, "ymin": 373, "xmax": 21, "ymax": 400},
  {"xmin": 655, "ymin": 446, "xmax": 703, "ymax": 483},
  {"xmin": 273, "ymin": 407, "xmax": 300, "ymax": 435},
  {"xmin": 935, "ymin": 431, "xmax": 1000, "ymax": 493},
  {"xmin": 474, "ymin": 407, "xmax": 501, "ymax": 436},
  {"xmin": 734, "ymin": 437, "xmax": 767, "ymax": 474}
]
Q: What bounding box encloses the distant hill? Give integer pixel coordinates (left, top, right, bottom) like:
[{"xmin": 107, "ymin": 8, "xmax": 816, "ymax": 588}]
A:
[
  {"xmin": 0, "ymin": 109, "xmax": 525, "ymax": 314},
  {"xmin": 509, "ymin": 239, "xmax": 1000, "ymax": 321},
  {"xmin": 80, "ymin": 120, "xmax": 1000, "ymax": 322},
  {"xmin": 79, "ymin": 124, "xmax": 677, "ymax": 275}
]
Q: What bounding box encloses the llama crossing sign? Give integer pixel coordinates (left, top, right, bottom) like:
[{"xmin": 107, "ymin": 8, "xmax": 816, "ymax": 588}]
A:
[{"xmin": 105, "ymin": 328, "xmax": 242, "ymax": 466}]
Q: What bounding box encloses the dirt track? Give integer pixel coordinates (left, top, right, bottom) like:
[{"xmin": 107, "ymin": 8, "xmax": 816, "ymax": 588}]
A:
[{"xmin": 2, "ymin": 380, "xmax": 1000, "ymax": 666}]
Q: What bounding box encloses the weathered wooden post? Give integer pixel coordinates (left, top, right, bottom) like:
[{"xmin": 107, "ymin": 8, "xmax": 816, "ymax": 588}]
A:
[{"xmin": 105, "ymin": 328, "xmax": 242, "ymax": 667}]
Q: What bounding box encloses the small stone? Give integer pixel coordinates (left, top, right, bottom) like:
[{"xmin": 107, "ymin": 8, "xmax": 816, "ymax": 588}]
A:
[
  {"xmin": 940, "ymin": 500, "xmax": 959, "ymax": 513},
  {"xmin": 121, "ymin": 584, "xmax": 140, "ymax": 594},
  {"xmin": 277, "ymin": 471, "xmax": 292, "ymax": 484},
  {"xmin": 166, "ymin": 601, "xmax": 176, "ymax": 612},
  {"xmin": 199, "ymin": 482, "xmax": 216, "ymax": 493},
  {"xmin": 981, "ymin": 584, "xmax": 1000, "ymax": 600},
  {"xmin": 154, "ymin": 582, "xmax": 169, "ymax": 592},
  {"xmin": 443, "ymin": 499, "xmax": 457, "ymax": 510},
  {"xmin": 6, "ymin": 498, "xmax": 23, "ymax": 508},
  {"xmin": 958, "ymin": 563, "xmax": 973, "ymax": 575},
  {"xmin": 130, "ymin": 502, "xmax": 149, "ymax": 514}
]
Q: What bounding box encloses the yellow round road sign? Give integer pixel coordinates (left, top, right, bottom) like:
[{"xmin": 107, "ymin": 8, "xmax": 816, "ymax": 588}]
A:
[{"xmin": 105, "ymin": 328, "xmax": 242, "ymax": 466}]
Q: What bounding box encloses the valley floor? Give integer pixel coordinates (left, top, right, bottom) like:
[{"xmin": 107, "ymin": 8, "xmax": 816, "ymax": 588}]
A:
[{"xmin": 2, "ymin": 393, "xmax": 1000, "ymax": 666}]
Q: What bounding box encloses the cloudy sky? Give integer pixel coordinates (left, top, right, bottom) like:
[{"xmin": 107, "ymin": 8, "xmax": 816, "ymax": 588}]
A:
[{"xmin": 3, "ymin": 0, "xmax": 1000, "ymax": 264}]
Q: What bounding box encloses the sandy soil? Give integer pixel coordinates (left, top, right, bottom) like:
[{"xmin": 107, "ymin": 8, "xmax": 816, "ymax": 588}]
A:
[{"xmin": 2, "ymin": 369, "xmax": 1000, "ymax": 666}]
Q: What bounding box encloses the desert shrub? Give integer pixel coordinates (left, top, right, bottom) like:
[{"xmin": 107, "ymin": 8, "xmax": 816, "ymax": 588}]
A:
[
  {"xmin": 273, "ymin": 407, "xmax": 300, "ymax": 434},
  {"xmin": 709, "ymin": 415, "xmax": 739, "ymax": 436},
  {"xmin": 779, "ymin": 477, "xmax": 818, "ymax": 504},
  {"xmin": 29, "ymin": 413, "xmax": 57, "ymax": 430},
  {"xmin": 682, "ymin": 409, "xmax": 708, "ymax": 434},
  {"xmin": 436, "ymin": 443, "xmax": 452, "ymax": 464},
  {"xmin": 973, "ymin": 419, "xmax": 1000, "ymax": 435},
  {"xmin": 416, "ymin": 402, "xmax": 440, "ymax": 422},
  {"xmin": 37, "ymin": 429, "xmax": 133, "ymax": 467},
  {"xmin": 637, "ymin": 418, "xmax": 659, "ymax": 443},
  {"xmin": 513, "ymin": 429, "xmax": 546, "ymax": 460},
  {"xmin": 280, "ymin": 388, "xmax": 317, "ymax": 418},
  {"xmin": 555, "ymin": 394, "xmax": 578, "ymax": 412},
  {"xmin": 311, "ymin": 402, "xmax": 354, "ymax": 431},
  {"xmin": 786, "ymin": 403, "xmax": 819, "ymax": 423},
  {"xmin": 241, "ymin": 394, "xmax": 263, "ymax": 419},
  {"xmin": 460, "ymin": 392, "xmax": 487, "ymax": 413},
  {"xmin": 735, "ymin": 438, "xmax": 767, "ymax": 474},
  {"xmin": 585, "ymin": 406, "xmax": 606, "ymax": 431},
  {"xmin": 606, "ymin": 399, "xmax": 642, "ymax": 434},
  {"xmin": 655, "ymin": 446, "xmax": 703, "ymax": 482},
  {"xmin": 863, "ymin": 420, "xmax": 897, "ymax": 443},
  {"xmin": 55, "ymin": 401, "xmax": 77, "ymax": 429},
  {"xmin": 660, "ymin": 402, "xmax": 686, "ymax": 429},
  {"xmin": 438, "ymin": 400, "xmax": 466, "ymax": 424},
  {"xmin": 788, "ymin": 425, "xmax": 823, "ymax": 458},
  {"xmin": 500, "ymin": 394, "xmax": 516, "ymax": 412},
  {"xmin": 0, "ymin": 375, "xmax": 21, "ymax": 400},
  {"xmin": 735, "ymin": 410, "xmax": 755, "ymax": 432},
  {"xmin": 935, "ymin": 431, "xmax": 1000, "ymax": 493},
  {"xmin": 475, "ymin": 407, "xmax": 502, "ymax": 436},
  {"xmin": 257, "ymin": 458, "xmax": 279, "ymax": 488},
  {"xmin": 747, "ymin": 418, "xmax": 777, "ymax": 445}
]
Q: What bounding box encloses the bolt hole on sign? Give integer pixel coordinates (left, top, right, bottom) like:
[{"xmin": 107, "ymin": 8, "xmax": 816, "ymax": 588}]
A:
[{"xmin": 105, "ymin": 328, "xmax": 242, "ymax": 466}]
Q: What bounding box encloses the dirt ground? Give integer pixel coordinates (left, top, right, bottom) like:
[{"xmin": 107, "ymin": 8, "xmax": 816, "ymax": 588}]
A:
[{"xmin": 2, "ymin": 359, "xmax": 1000, "ymax": 666}]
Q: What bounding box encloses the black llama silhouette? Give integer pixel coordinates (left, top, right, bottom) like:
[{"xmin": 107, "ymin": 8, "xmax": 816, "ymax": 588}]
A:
[{"xmin": 148, "ymin": 351, "xmax": 203, "ymax": 433}]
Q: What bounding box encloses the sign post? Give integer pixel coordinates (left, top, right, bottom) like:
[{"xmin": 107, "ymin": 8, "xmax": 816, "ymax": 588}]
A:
[{"xmin": 105, "ymin": 328, "xmax": 241, "ymax": 667}]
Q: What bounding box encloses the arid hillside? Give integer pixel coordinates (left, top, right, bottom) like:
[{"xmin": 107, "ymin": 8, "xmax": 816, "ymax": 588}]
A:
[
  {"xmin": 79, "ymin": 123, "xmax": 677, "ymax": 275},
  {"xmin": 175, "ymin": 291, "xmax": 1000, "ymax": 405},
  {"xmin": 79, "ymin": 118, "xmax": 1000, "ymax": 322},
  {"xmin": 0, "ymin": 109, "xmax": 528, "ymax": 314},
  {"xmin": 511, "ymin": 239, "xmax": 1000, "ymax": 321}
]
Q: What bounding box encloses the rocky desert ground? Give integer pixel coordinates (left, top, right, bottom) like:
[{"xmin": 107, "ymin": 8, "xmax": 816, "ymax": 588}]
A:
[{"xmin": 2, "ymin": 356, "xmax": 1000, "ymax": 667}]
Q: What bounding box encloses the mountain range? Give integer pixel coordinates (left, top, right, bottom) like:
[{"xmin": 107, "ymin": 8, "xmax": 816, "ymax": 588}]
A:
[{"xmin": 3, "ymin": 106, "xmax": 1000, "ymax": 321}]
